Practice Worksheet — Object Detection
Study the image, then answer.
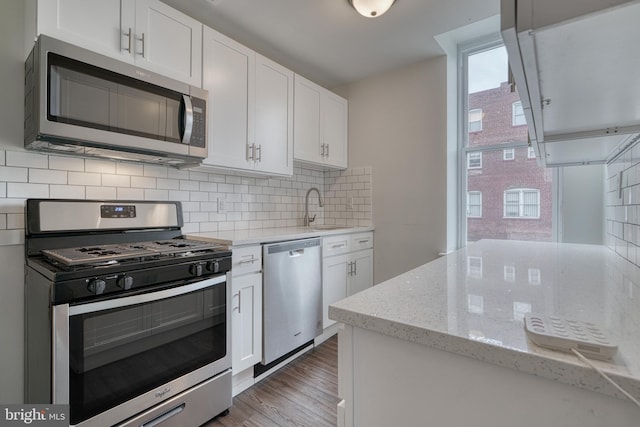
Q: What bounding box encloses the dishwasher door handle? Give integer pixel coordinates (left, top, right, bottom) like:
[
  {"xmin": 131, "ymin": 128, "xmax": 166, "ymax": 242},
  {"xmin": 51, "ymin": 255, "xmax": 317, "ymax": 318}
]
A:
[{"xmin": 289, "ymin": 249, "xmax": 305, "ymax": 257}]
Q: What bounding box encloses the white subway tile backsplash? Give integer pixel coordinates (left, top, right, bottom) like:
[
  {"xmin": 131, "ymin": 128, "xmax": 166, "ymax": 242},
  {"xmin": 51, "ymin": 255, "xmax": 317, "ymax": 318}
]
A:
[
  {"xmin": 49, "ymin": 156, "xmax": 85, "ymax": 171},
  {"xmin": 102, "ymin": 174, "xmax": 130, "ymax": 187},
  {"xmin": 50, "ymin": 185, "xmax": 85, "ymax": 199},
  {"xmin": 86, "ymin": 186, "xmax": 117, "ymax": 199},
  {"xmin": 0, "ymin": 229, "xmax": 23, "ymax": 245},
  {"xmin": 143, "ymin": 165, "xmax": 168, "ymax": 178},
  {"xmin": 86, "ymin": 159, "xmax": 116, "ymax": 174},
  {"xmin": 29, "ymin": 168, "xmax": 67, "ymax": 184},
  {"xmin": 117, "ymin": 188, "xmax": 144, "ymax": 200},
  {"xmin": 131, "ymin": 176, "xmax": 156, "ymax": 189},
  {"xmin": 8, "ymin": 182, "xmax": 48, "ymax": 198},
  {"xmin": 0, "ymin": 166, "xmax": 28, "ymax": 183},
  {"xmin": 116, "ymin": 163, "xmax": 144, "ymax": 176},
  {"xmin": 144, "ymin": 189, "xmax": 169, "ymax": 200},
  {"xmin": 6, "ymin": 151, "xmax": 48, "ymax": 168},
  {"xmin": 0, "ymin": 151, "xmax": 372, "ymax": 246}
]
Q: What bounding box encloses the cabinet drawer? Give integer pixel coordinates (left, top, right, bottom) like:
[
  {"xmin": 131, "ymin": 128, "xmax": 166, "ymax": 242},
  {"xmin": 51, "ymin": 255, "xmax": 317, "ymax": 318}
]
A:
[
  {"xmin": 323, "ymin": 234, "xmax": 351, "ymax": 257},
  {"xmin": 232, "ymin": 245, "xmax": 262, "ymax": 276},
  {"xmin": 350, "ymin": 232, "xmax": 373, "ymax": 251}
]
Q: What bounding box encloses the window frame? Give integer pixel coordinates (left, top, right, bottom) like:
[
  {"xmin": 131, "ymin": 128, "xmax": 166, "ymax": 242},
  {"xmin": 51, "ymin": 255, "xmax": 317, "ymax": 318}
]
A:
[
  {"xmin": 503, "ymin": 188, "xmax": 541, "ymax": 219},
  {"xmin": 467, "ymin": 152, "xmax": 482, "ymax": 169},
  {"xmin": 512, "ymin": 101, "xmax": 526, "ymax": 126},
  {"xmin": 503, "ymin": 148, "xmax": 515, "ymax": 161},
  {"xmin": 467, "ymin": 191, "xmax": 482, "ymax": 218},
  {"xmin": 457, "ymin": 35, "xmax": 558, "ymax": 247},
  {"xmin": 468, "ymin": 108, "xmax": 483, "ymax": 132}
]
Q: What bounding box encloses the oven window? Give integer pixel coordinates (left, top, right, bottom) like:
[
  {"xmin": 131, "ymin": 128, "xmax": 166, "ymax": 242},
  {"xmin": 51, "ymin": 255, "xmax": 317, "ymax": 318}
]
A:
[{"xmin": 68, "ymin": 284, "xmax": 226, "ymax": 425}]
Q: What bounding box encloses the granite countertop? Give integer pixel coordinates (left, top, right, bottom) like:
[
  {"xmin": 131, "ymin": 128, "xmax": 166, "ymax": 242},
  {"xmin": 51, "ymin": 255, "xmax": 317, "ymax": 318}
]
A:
[
  {"xmin": 187, "ymin": 225, "xmax": 375, "ymax": 246},
  {"xmin": 329, "ymin": 239, "xmax": 640, "ymax": 402}
]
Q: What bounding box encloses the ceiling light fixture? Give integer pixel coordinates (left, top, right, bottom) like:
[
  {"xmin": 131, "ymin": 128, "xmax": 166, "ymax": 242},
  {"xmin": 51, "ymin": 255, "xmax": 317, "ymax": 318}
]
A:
[{"xmin": 348, "ymin": 0, "xmax": 396, "ymax": 18}]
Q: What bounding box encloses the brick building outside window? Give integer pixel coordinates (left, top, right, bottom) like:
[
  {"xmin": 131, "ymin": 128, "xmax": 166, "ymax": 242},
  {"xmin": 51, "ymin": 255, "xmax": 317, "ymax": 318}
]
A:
[{"xmin": 466, "ymin": 82, "xmax": 553, "ymax": 242}]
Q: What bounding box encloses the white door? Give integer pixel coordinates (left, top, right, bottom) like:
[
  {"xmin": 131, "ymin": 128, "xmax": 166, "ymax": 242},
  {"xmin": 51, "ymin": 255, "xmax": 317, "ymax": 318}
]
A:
[
  {"xmin": 202, "ymin": 27, "xmax": 255, "ymax": 170},
  {"xmin": 348, "ymin": 249, "xmax": 373, "ymax": 296},
  {"xmin": 323, "ymin": 254, "xmax": 349, "ymax": 328},
  {"xmin": 254, "ymin": 54, "xmax": 294, "ymax": 176},
  {"xmin": 37, "ymin": 0, "xmax": 131, "ymax": 62},
  {"xmin": 323, "ymin": 92, "xmax": 348, "ymax": 168},
  {"xmin": 231, "ymin": 273, "xmax": 262, "ymax": 373},
  {"xmin": 293, "ymin": 75, "xmax": 323, "ymax": 164},
  {"xmin": 134, "ymin": 0, "xmax": 202, "ymax": 86}
]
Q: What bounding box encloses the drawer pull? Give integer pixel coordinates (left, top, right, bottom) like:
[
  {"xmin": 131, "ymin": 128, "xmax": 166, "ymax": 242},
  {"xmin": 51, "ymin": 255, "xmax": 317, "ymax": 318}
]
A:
[
  {"xmin": 238, "ymin": 255, "xmax": 258, "ymax": 264},
  {"xmin": 357, "ymin": 239, "xmax": 370, "ymax": 244},
  {"xmin": 331, "ymin": 243, "xmax": 347, "ymax": 249}
]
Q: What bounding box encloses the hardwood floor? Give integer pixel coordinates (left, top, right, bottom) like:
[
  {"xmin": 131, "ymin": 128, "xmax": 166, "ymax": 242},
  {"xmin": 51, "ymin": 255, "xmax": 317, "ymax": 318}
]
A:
[{"xmin": 205, "ymin": 336, "xmax": 339, "ymax": 427}]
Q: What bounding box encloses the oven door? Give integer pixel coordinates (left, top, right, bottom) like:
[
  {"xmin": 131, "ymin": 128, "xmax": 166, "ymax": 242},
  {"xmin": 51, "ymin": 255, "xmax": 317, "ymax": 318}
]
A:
[{"xmin": 52, "ymin": 274, "xmax": 231, "ymax": 427}]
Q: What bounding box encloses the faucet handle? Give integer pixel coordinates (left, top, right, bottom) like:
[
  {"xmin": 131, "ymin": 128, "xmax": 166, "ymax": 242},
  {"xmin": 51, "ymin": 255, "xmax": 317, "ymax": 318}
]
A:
[{"xmin": 309, "ymin": 214, "xmax": 317, "ymax": 224}]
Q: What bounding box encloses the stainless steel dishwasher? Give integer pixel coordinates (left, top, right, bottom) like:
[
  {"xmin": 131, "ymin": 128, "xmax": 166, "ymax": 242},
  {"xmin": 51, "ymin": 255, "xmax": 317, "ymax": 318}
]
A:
[{"xmin": 262, "ymin": 238, "xmax": 322, "ymax": 365}]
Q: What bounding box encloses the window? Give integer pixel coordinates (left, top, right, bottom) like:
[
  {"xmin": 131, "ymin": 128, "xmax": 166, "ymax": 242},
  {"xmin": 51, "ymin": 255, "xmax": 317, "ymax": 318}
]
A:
[
  {"xmin": 504, "ymin": 265, "xmax": 516, "ymax": 282},
  {"xmin": 504, "ymin": 188, "xmax": 540, "ymax": 218},
  {"xmin": 468, "ymin": 109, "xmax": 483, "ymax": 132},
  {"xmin": 467, "ymin": 152, "xmax": 482, "ymax": 169},
  {"xmin": 467, "ymin": 294, "xmax": 484, "ymax": 314},
  {"xmin": 467, "ymin": 256, "xmax": 483, "ymax": 278},
  {"xmin": 512, "ymin": 101, "xmax": 526, "ymax": 126},
  {"xmin": 527, "ymin": 147, "xmax": 536, "ymax": 159},
  {"xmin": 459, "ymin": 40, "xmax": 553, "ymax": 244},
  {"xmin": 467, "ymin": 191, "xmax": 482, "ymax": 218},
  {"xmin": 503, "ymin": 148, "xmax": 515, "ymax": 160},
  {"xmin": 528, "ymin": 268, "xmax": 541, "ymax": 285}
]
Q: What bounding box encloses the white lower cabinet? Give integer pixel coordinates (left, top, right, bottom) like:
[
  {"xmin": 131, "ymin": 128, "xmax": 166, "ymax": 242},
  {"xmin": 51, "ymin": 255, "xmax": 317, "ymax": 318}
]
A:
[
  {"xmin": 322, "ymin": 232, "xmax": 374, "ymax": 329},
  {"xmin": 230, "ymin": 245, "xmax": 262, "ymax": 395}
]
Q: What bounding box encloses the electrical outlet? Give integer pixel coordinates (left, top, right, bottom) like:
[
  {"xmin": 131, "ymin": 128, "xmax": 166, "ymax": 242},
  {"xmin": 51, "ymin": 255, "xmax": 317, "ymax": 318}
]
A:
[{"xmin": 217, "ymin": 197, "xmax": 226, "ymax": 214}]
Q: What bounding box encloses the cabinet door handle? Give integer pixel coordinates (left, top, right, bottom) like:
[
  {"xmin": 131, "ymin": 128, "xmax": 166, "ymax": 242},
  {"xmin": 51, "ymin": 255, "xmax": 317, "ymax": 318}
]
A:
[
  {"xmin": 321, "ymin": 143, "xmax": 325, "ymax": 157},
  {"xmin": 246, "ymin": 144, "xmax": 254, "ymax": 161},
  {"xmin": 353, "ymin": 260, "xmax": 357, "ymax": 276},
  {"xmin": 139, "ymin": 32, "xmax": 146, "ymax": 58},
  {"xmin": 233, "ymin": 292, "xmax": 240, "ymax": 313},
  {"xmin": 256, "ymin": 144, "xmax": 262, "ymax": 162},
  {"xmin": 123, "ymin": 27, "xmax": 132, "ymax": 53},
  {"xmin": 325, "ymin": 144, "xmax": 329, "ymax": 158}
]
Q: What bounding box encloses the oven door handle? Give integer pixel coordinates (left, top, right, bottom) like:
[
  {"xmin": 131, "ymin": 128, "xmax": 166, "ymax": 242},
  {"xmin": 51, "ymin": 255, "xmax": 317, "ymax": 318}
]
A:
[{"xmin": 68, "ymin": 275, "xmax": 226, "ymax": 316}]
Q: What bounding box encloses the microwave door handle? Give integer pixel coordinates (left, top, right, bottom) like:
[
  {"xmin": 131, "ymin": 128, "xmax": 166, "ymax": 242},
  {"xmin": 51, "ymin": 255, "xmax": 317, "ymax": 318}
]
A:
[{"xmin": 180, "ymin": 94, "xmax": 194, "ymax": 144}]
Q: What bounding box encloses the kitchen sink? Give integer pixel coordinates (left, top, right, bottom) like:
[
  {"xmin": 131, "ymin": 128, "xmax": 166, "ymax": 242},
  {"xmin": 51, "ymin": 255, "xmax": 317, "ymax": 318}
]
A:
[{"xmin": 310, "ymin": 225, "xmax": 351, "ymax": 231}]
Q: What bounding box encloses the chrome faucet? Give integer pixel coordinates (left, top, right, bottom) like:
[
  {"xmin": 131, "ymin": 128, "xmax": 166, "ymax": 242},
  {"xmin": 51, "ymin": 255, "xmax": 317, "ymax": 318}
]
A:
[{"xmin": 304, "ymin": 187, "xmax": 325, "ymax": 226}]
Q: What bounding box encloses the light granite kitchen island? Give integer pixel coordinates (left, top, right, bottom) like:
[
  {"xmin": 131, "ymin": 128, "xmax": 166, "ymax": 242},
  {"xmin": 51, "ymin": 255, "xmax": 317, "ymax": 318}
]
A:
[{"xmin": 329, "ymin": 239, "xmax": 640, "ymax": 427}]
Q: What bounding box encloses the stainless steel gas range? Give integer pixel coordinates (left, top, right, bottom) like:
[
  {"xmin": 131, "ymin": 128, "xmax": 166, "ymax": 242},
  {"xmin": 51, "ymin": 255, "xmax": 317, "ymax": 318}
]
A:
[{"xmin": 24, "ymin": 199, "xmax": 232, "ymax": 427}]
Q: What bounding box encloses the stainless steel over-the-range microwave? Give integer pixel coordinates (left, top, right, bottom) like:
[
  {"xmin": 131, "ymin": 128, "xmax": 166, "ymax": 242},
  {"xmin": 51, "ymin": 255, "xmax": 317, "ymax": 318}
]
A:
[{"xmin": 24, "ymin": 35, "xmax": 208, "ymax": 166}]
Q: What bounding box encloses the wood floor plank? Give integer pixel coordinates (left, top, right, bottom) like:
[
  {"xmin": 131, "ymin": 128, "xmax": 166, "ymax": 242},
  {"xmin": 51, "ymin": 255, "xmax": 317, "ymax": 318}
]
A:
[{"xmin": 205, "ymin": 336, "xmax": 338, "ymax": 427}]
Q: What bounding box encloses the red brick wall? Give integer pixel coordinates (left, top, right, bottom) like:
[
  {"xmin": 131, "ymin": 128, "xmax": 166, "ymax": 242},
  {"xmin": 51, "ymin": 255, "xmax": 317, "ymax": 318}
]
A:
[{"xmin": 466, "ymin": 83, "xmax": 553, "ymax": 242}]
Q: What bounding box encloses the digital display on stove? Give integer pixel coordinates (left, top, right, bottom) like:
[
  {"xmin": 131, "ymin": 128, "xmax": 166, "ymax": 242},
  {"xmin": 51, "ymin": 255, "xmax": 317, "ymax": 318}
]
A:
[{"xmin": 100, "ymin": 205, "xmax": 136, "ymax": 218}]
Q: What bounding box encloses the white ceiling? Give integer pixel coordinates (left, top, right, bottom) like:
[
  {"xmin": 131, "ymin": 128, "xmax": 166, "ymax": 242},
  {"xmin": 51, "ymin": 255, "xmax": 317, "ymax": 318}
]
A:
[{"xmin": 162, "ymin": 0, "xmax": 500, "ymax": 88}]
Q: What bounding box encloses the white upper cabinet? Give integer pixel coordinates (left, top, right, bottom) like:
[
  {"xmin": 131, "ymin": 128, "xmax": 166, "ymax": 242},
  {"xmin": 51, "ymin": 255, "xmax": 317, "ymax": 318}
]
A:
[
  {"xmin": 200, "ymin": 27, "xmax": 294, "ymax": 176},
  {"xmin": 501, "ymin": 0, "xmax": 640, "ymax": 167},
  {"xmin": 30, "ymin": 0, "xmax": 202, "ymax": 86},
  {"xmin": 294, "ymin": 74, "xmax": 348, "ymax": 169}
]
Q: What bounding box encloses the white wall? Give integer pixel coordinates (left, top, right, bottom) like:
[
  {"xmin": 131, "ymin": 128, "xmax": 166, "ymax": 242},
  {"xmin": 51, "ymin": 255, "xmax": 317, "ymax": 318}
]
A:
[
  {"xmin": 561, "ymin": 165, "xmax": 604, "ymax": 245},
  {"xmin": 341, "ymin": 58, "xmax": 448, "ymax": 284}
]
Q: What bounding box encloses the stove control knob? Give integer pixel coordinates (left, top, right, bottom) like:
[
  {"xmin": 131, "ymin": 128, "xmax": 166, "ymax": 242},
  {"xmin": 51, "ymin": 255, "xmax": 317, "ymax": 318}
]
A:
[
  {"xmin": 207, "ymin": 260, "xmax": 220, "ymax": 273},
  {"xmin": 190, "ymin": 263, "xmax": 204, "ymax": 277},
  {"xmin": 117, "ymin": 275, "xmax": 134, "ymax": 290},
  {"xmin": 87, "ymin": 278, "xmax": 106, "ymax": 295}
]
